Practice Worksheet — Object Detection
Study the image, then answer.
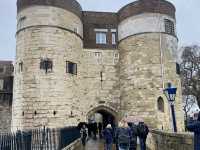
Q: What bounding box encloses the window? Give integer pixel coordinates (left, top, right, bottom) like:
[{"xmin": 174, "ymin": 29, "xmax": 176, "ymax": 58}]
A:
[
  {"xmin": 157, "ymin": 97, "xmax": 164, "ymax": 112},
  {"xmin": 0, "ymin": 79, "xmax": 4, "ymax": 90},
  {"xmin": 0, "ymin": 67, "xmax": 4, "ymax": 74},
  {"xmin": 18, "ymin": 16, "xmax": 26, "ymax": 29},
  {"xmin": 176, "ymin": 63, "xmax": 181, "ymax": 75},
  {"xmin": 40, "ymin": 58, "xmax": 53, "ymax": 73},
  {"xmin": 66, "ymin": 61, "xmax": 77, "ymax": 75},
  {"xmin": 112, "ymin": 33, "xmax": 116, "ymax": 45},
  {"xmin": 96, "ymin": 32, "xmax": 107, "ymax": 44},
  {"xmin": 19, "ymin": 61, "xmax": 23, "ymax": 72},
  {"xmin": 164, "ymin": 19, "xmax": 175, "ymax": 35},
  {"xmin": 74, "ymin": 27, "xmax": 78, "ymax": 33}
]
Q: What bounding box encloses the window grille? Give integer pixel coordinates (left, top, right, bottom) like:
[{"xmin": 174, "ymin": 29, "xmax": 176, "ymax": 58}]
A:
[
  {"xmin": 40, "ymin": 58, "xmax": 53, "ymax": 73},
  {"xmin": 164, "ymin": 19, "xmax": 175, "ymax": 35},
  {"xmin": 66, "ymin": 61, "xmax": 77, "ymax": 75}
]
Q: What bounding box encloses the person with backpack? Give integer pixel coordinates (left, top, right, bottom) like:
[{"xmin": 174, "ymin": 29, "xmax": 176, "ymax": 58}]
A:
[
  {"xmin": 187, "ymin": 112, "xmax": 200, "ymax": 150},
  {"xmin": 80, "ymin": 124, "xmax": 88, "ymax": 146},
  {"xmin": 128, "ymin": 122, "xmax": 138, "ymax": 150},
  {"xmin": 115, "ymin": 122, "xmax": 131, "ymax": 150},
  {"xmin": 137, "ymin": 122, "xmax": 149, "ymax": 150},
  {"xmin": 102, "ymin": 124, "xmax": 113, "ymax": 150}
]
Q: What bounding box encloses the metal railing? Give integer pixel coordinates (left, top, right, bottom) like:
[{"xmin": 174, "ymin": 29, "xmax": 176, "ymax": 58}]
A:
[{"xmin": 0, "ymin": 126, "xmax": 80, "ymax": 150}]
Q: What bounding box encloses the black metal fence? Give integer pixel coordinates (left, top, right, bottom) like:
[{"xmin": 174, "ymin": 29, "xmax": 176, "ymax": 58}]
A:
[{"xmin": 0, "ymin": 126, "xmax": 80, "ymax": 150}]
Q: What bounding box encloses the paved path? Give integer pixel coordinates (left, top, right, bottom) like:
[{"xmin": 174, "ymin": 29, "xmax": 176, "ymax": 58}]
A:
[{"xmin": 76, "ymin": 138, "xmax": 147, "ymax": 150}]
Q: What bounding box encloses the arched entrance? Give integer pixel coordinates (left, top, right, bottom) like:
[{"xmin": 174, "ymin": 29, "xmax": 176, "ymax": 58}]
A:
[{"xmin": 87, "ymin": 106, "xmax": 118, "ymax": 128}]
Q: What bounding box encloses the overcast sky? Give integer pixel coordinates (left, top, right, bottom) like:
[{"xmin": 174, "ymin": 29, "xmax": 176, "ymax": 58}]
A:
[{"xmin": 0, "ymin": 0, "xmax": 199, "ymax": 60}]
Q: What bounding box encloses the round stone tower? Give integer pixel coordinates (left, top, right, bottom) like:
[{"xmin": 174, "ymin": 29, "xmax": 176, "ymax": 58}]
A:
[
  {"xmin": 118, "ymin": 0, "xmax": 184, "ymax": 131},
  {"xmin": 12, "ymin": 0, "xmax": 83, "ymax": 131}
]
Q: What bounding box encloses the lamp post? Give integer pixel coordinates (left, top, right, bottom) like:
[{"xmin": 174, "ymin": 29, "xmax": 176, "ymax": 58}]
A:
[{"xmin": 163, "ymin": 84, "xmax": 177, "ymax": 132}]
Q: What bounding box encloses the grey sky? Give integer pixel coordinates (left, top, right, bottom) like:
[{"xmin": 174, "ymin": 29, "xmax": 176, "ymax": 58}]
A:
[{"xmin": 0, "ymin": 0, "xmax": 199, "ymax": 60}]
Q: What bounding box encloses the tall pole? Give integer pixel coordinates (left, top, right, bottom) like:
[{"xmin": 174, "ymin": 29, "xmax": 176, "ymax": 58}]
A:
[{"xmin": 170, "ymin": 103, "xmax": 177, "ymax": 132}]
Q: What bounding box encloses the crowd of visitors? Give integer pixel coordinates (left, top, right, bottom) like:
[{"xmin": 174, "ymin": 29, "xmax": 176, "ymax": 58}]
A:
[{"xmin": 79, "ymin": 120, "xmax": 149, "ymax": 150}]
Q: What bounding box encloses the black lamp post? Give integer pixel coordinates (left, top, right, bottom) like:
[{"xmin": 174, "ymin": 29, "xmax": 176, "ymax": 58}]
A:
[{"xmin": 163, "ymin": 84, "xmax": 177, "ymax": 132}]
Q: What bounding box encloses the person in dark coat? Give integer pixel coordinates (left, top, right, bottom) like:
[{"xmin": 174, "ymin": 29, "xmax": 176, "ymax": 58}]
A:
[
  {"xmin": 187, "ymin": 112, "xmax": 200, "ymax": 150},
  {"xmin": 98, "ymin": 122, "xmax": 103, "ymax": 138},
  {"xmin": 102, "ymin": 124, "xmax": 113, "ymax": 150},
  {"xmin": 93, "ymin": 122, "xmax": 98, "ymax": 139},
  {"xmin": 128, "ymin": 122, "xmax": 138, "ymax": 150},
  {"xmin": 137, "ymin": 122, "xmax": 149, "ymax": 150},
  {"xmin": 80, "ymin": 124, "xmax": 88, "ymax": 146}
]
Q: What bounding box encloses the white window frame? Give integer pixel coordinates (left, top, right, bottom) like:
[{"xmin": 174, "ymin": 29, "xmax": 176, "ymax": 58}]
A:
[
  {"xmin": 112, "ymin": 32, "xmax": 116, "ymax": 45},
  {"xmin": 96, "ymin": 32, "xmax": 107, "ymax": 44}
]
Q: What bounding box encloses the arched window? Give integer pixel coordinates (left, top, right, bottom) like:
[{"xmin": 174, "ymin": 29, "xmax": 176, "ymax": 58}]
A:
[{"xmin": 157, "ymin": 97, "xmax": 164, "ymax": 112}]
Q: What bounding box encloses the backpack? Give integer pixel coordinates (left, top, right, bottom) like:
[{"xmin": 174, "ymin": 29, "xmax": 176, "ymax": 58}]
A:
[
  {"xmin": 117, "ymin": 128, "xmax": 130, "ymax": 147},
  {"xmin": 103, "ymin": 128, "xmax": 113, "ymax": 144}
]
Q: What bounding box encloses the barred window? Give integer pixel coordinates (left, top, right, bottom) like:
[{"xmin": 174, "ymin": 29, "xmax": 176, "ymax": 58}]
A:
[
  {"xmin": 66, "ymin": 61, "xmax": 77, "ymax": 75},
  {"xmin": 157, "ymin": 97, "xmax": 164, "ymax": 112},
  {"xmin": 164, "ymin": 19, "xmax": 175, "ymax": 35},
  {"xmin": 40, "ymin": 58, "xmax": 53, "ymax": 73}
]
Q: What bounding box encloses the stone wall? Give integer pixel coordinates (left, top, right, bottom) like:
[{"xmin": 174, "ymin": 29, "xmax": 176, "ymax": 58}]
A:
[
  {"xmin": 147, "ymin": 130, "xmax": 194, "ymax": 150},
  {"xmin": 0, "ymin": 99, "xmax": 12, "ymax": 132},
  {"xmin": 118, "ymin": 13, "xmax": 176, "ymax": 41},
  {"xmin": 118, "ymin": 32, "xmax": 184, "ymax": 131},
  {"xmin": 13, "ymin": 5, "xmax": 83, "ymax": 131}
]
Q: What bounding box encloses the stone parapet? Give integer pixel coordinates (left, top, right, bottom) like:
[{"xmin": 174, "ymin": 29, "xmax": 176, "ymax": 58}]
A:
[
  {"xmin": 147, "ymin": 130, "xmax": 194, "ymax": 150},
  {"xmin": 17, "ymin": 0, "xmax": 82, "ymax": 19}
]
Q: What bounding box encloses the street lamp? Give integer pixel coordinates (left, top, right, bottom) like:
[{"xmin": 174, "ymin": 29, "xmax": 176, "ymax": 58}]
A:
[{"xmin": 163, "ymin": 84, "xmax": 177, "ymax": 132}]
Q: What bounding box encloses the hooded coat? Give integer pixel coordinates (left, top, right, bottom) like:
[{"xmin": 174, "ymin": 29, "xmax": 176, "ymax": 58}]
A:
[{"xmin": 187, "ymin": 113, "xmax": 200, "ymax": 150}]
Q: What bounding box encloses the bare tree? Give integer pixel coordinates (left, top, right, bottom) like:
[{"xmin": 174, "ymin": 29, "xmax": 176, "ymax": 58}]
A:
[
  {"xmin": 183, "ymin": 95, "xmax": 196, "ymax": 119},
  {"xmin": 180, "ymin": 45, "xmax": 200, "ymax": 109}
]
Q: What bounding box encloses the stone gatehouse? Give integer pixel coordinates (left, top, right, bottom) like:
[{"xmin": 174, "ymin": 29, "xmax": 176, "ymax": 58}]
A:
[{"xmin": 12, "ymin": 0, "xmax": 184, "ymax": 131}]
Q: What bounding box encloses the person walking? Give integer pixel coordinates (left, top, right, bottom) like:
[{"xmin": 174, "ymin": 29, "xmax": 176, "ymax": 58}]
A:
[
  {"xmin": 115, "ymin": 122, "xmax": 131, "ymax": 150},
  {"xmin": 98, "ymin": 122, "xmax": 103, "ymax": 138},
  {"xmin": 80, "ymin": 124, "xmax": 88, "ymax": 146},
  {"xmin": 187, "ymin": 112, "xmax": 200, "ymax": 150},
  {"xmin": 128, "ymin": 122, "xmax": 138, "ymax": 150},
  {"xmin": 137, "ymin": 122, "xmax": 149, "ymax": 150},
  {"xmin": 102, "ymin": 124, "xmax": 113, "ymax": 150}
]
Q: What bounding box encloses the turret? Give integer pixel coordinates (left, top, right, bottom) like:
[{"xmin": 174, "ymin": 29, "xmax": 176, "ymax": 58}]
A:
[
  {"xmin": 12, "ymin": 0, "xmax": 83, "ymax": 131},
  {"xmin": 117, "ymin": 0, "xmax": 184, "ymax": 131}
]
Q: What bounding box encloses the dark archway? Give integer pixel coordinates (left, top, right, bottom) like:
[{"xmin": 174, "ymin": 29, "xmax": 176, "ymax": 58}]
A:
[{"xmin": 87, "ymin": 106, "xmax": 118, "ymax": 129}]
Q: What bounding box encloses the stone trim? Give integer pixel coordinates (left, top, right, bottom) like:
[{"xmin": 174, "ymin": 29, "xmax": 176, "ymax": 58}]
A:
[
  {"xmin": 118, "ymin": 0, "xmax": 175, "ymax": 22},
  {"xmin": 118, "ymin": 31, "xmax": 178, "ymax": 44},
  {"xmin": 17, "ymin": 0, "xmax": 82, "ymax": 19},
  {"xmin": 16, "ymin": 25, "xmax": 83, "ymax": 41}
]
